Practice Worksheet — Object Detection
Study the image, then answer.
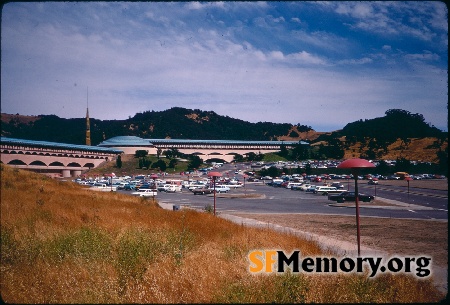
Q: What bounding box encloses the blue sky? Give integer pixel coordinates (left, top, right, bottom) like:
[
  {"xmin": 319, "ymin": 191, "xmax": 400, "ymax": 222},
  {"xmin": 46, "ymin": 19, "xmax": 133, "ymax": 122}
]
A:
[{"xmin": 1, "ymin": 1, "xmax": 448, "ymax": 132}]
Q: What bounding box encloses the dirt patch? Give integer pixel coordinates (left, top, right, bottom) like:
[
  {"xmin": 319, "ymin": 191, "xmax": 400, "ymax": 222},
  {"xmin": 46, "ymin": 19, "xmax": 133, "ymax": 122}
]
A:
[{"xmin": 229, "ymin": 213, "xmax": 448, "ymax": 268}]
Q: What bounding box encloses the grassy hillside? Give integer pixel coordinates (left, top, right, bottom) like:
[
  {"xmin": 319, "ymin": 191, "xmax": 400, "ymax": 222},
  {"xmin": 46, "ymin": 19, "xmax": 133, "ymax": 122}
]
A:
[{"xmin": 0, "ymin": 165, "xmax": 444, "ymax": 303}]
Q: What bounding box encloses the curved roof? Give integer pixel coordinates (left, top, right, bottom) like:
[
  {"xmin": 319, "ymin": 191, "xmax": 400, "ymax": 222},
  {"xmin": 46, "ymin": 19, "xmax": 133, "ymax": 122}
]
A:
[
  {"xmin": 98, "ymin": 136, "xmax": 151, "ymax": 147},
  {"xmin": 97, "ymin": 136, "xmax": 308, "ymax": 146},
  {"xmin": 1, "ymin": 137, "xmax": 122, "ymax": 154}
]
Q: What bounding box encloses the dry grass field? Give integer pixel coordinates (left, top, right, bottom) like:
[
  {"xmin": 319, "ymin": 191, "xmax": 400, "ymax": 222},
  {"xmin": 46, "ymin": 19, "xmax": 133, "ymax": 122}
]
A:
[{"xmin": 1, "ymin": 165, "xmax": 446, "ymax": 303}]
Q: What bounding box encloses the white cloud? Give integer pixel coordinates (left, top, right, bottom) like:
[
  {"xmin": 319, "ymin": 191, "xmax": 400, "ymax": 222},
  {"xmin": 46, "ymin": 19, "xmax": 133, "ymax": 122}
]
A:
[
  {"xmin": 404, "ymin": 51, "xmax": 440, "ymax": 62},
  {"xmin": 1, "ymin": 2, "xmax": 447, "ymax": 132},
  {"xmin": 288, "ymin": 51, "xmax": 327, "ymax": 65}
]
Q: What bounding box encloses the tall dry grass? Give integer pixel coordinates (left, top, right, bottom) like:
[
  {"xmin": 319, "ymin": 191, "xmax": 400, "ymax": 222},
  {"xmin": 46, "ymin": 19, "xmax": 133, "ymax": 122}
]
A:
[{"xmin": 0, "ymin": 165, "xmax": 445, "ymax": 303}]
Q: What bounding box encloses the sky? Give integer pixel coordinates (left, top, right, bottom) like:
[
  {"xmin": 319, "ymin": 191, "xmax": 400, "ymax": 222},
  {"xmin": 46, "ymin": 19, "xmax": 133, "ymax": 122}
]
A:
[{"xmin": 1, "ymin": 1, "xmax": 448, "ymax": 132}]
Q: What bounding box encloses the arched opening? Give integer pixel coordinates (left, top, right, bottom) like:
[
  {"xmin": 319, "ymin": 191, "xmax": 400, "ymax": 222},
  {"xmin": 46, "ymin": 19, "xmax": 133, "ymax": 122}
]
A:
[
  {"xmin": 205, "ymin": 157, "xmax": 227, "ymax": 164},
  {"xmin": 49, "ymin": 161, "xmax": 64, "ymax": 167},
  {"xmin": 67, "ymin": 162, "xmax": 82, "ymax": 167},
  {"xmin": 8, "ymin": 159, "xmax": 26, "ymax": 165},
  {"xmin": 84, "ymin": 162, "xmax": 95, "ymax": 169},
  {"xmin": 30, "ymin": 160, "xmax": 47, "ymax": 166}
]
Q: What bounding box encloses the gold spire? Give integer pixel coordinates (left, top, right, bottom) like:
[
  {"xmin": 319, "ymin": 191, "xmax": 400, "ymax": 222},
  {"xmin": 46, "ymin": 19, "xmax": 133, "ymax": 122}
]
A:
[{"xmin": 86, "ymin": 87, "xmax": 91, "ymax": 146}]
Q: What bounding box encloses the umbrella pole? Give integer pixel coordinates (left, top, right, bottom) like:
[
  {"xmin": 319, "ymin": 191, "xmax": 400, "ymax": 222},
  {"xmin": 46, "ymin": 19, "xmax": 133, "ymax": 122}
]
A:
[{"xmin": 354, "ymin": 173, "xmax": 361, "ymax": 256}]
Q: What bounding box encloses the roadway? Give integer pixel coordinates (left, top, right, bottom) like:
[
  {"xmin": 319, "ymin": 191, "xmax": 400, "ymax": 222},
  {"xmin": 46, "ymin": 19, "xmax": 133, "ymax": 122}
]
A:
[{"xmin": 119, "ymin": 163, "xmax": 448, "ymax": 221}]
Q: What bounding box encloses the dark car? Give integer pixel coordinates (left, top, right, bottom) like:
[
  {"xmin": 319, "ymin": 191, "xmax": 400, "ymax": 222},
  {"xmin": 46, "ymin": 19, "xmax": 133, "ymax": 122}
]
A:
[
  {"xmin": 192, "ymin": 188, "xmax": 214, "ymax": 195},
  {"xmin": 123, "ymin": 184, "xmax": 136, "ymax": 191},
  {"xmin": 328, "ymin": 191, "xmax": 374, "ymax": 203}
]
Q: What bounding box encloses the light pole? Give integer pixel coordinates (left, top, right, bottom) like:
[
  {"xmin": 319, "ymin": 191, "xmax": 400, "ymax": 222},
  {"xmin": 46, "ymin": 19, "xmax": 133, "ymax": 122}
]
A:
[
  {"xmin": 207, "ymin": 171, "xmax": 222, "ymax": 216},
  {"xmin": 337, "ymin": 158, "xmax": 375, "ymax": 256},
  {"xmin": 243, "ymin": 174, "xmax": 248, "ymax": 197},
  {"xmin": 151, "ymin": 173, "xmax": 158, "ymax": 203}
]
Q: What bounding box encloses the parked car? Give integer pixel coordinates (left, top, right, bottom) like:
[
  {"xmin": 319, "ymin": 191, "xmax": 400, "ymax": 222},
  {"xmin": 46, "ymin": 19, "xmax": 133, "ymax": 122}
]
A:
[
  {"xmin": 328, "ymin": 191, "xmax": 374, "ymax": 203},
  {"xmin": 192, "ymin": 188, "xmax": 214, "ymax": 195},
  {"xmin": 298, "ymin": 184, "xmax": 312, "ymax": 191},
  {"xmin": 123, "ymin": 184, "xmax": 136, "ymax": 191},
  {"xmin": 305, "ymin": 185, "xmax": 317, "ymax": 193},
  {"xmin": 212, "ymin": 185, "xmax": 231, "ymax": 193},
  {"xmin": 330, "ymin": 182, "xmax": 345, "ymax": 189},
  {"xmin": 132, "ymin": 189, "xmax": 158, "ymax": 197},
  {"xmin": 157, "ymin": 184, "xmax": 171, "ymax": 192},
  {"xmin": 285, "ymin": 182, "xmax": 303, "ymax": 189},
  {"xmin": 166, "ymin": 185, "xmax": 182, "ymax": 193},
  {"xmin": 368, "ymin": 179, "xmax": 379, "ymax": 185},
  {"xmin": 313, "ymin": 186, "xmax": 340, "ymax": 195}
]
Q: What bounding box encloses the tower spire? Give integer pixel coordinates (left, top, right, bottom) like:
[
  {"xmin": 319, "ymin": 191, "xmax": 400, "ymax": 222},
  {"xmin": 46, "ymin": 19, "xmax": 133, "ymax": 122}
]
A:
[{"xmin": 86, "ymin": 87, "xmax": 91, "ymax": 146}]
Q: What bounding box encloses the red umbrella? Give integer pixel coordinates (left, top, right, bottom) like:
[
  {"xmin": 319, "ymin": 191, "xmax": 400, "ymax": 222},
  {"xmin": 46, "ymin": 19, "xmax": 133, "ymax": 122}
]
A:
[{"xmin": 337, "ymin": 159, "xmax": 375, "ymax": 256}]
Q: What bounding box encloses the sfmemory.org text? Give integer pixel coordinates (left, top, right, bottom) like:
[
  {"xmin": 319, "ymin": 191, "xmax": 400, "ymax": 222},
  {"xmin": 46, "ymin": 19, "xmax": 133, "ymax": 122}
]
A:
[{"xmin": 248, "ymin": 250, "xmax": 432, "ymax": 278}]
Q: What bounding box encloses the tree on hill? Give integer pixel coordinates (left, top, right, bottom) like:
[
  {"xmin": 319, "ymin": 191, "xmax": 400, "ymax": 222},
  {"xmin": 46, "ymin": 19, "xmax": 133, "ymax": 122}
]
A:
[{"xmin": 341, "ymin": 109, "xmax": 442, "ymax": 144}]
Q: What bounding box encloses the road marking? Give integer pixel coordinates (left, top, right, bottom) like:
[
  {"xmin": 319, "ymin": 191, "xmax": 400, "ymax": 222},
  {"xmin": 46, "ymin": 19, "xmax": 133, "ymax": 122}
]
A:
[{"xmin": 408, "ymin": 210, "xmax": 416, "ymax": 213}]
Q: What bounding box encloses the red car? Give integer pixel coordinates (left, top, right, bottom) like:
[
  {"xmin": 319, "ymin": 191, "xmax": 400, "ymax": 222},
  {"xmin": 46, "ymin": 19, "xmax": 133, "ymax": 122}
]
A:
[
  {"xmin": 192, "ymin": 188, "xmax": 214, "ymax": 195},
  {"xmin": 313, "ymin": 177, "xmax": 322, "ymax": 182}
]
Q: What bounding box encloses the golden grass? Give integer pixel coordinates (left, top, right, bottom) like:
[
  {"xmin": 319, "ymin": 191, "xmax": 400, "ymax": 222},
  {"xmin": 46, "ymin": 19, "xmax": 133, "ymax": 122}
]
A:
[{"xmin": 0, "ymin": 165, "xmax": 445, "ymax": 303}]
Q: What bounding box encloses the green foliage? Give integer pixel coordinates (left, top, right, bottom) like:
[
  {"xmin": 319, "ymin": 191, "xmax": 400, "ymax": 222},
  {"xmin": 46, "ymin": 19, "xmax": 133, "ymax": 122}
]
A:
[
  {"xmin": 168, "ymin": 158, "xmax": 178, "ymax": 168},
  {"xmin": 215, "ymin": 272, "xmax": 309, "ymax": 303},
  {"xmin": 204, "ymin": 204, "xmax": 214, "ymax": 214},
  {"xmin": 134, "ymin": 150, "xmax": 148, "ymax": 158},
  {"xmin": 138, "ymin": 157, "xmax": 152, "ymax": 169},
  {"xmin": 115, "ymin": 155, "xmax": 122, "ymax": 168},
  {"xmin": 259, "ymin": 166, "xmax": 281, "ymax": 178},
  {"xmin": 341, "ymin": 109, "xmax": 443, "ymax": 145},
  {"xmin": 1, "ymin": 107, "xmax": 312, "ymax": 144},
  {"xmin": 151, "ymin": 159, "xmax": 167, "ymax": 171},
  {"xmin": 188, "ymin": 155, "xmax": 203, "ymax": 170},
  {"xmin": 46, "ymin": 227, "xmax": 112, "ymax": 261},
  {"xmin": 233, "ymin": 154, "xmax": 244, "ymax": 162},
  {"xmin": 262, "ymin": 153, "xmax": 287, "ymax": 162},
  {"xmin": 289, "ymin": 130, "xmax": 299, "ymax": 137}
]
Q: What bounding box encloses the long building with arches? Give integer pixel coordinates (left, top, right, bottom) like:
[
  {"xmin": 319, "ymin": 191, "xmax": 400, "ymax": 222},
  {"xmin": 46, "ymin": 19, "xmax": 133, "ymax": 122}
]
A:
[
  {"xmin": 98, "ymin": 136, "xmax": 308, "ymax": 163},
  {"xmin": 1, "ymin": 135, "xmax": 309, "ymax": 177},
  {"xmin": 0, "ymin": 137, "xmax": 122, "ymax": 178}
]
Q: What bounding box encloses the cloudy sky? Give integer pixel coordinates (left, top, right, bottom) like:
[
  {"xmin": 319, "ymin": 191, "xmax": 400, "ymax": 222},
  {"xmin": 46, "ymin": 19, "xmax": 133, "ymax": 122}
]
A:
[{"xmin": 1, "ymin": 1, "xmax": 448, "ymax": 132}]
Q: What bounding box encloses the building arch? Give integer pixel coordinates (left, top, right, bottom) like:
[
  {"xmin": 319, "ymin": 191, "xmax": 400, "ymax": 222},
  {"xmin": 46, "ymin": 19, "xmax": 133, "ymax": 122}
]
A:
[
  {"xmin": 205, "ymin": 157, "xmax": 227, "ymax": 163},
  {"xmin": 67, "ymin": 162, "xmax": 82, "ymax": 167},
  {"xmin": 83, "ymin": 162, "xmax": 95, "ymax": 168},
  {"xmin": 30, "ymin": 160, "xmax": 47, "ymax": 166},
  {"xmin": 49, "ymin": 161, "xmax": 64, "ymax": 167},
  {"xmin": 8, "ymin": 159, "xmax": 26, "ymax": 165}
]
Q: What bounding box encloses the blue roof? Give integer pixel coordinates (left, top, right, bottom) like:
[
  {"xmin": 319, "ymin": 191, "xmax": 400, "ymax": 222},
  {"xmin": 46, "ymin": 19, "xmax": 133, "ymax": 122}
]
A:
[
  {"xmin": 97, "ymin": 136, "xmax": 308, "ymax": 146},
  {"xmin": 1, "ymin": 137, "xmax": 123, "ymax": 154},
  {"xmin": 98, "ymin": 136, "xmax": 151, "ymax": 147}
]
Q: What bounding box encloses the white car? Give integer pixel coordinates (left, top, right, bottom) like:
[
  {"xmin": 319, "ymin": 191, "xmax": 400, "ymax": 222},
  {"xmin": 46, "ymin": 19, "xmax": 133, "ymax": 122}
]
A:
[
  {"xmin": 298, "ymin": 184, "xmax": 312, "ymax": 191},
  {"xmin": 227, "ymin": 183, "xmax": 243, "ymax": 189},
  {"xmin": 132, "ymin": 189, "xmax": 158, "ymax": 197},
  {"xmin": 209, "ymin": 185, "xmax": 230, "ymax": 193},
  {"xmin": 313, "ymin": 186, "xmax": 340, "ymax": 195},
  {"xmin": 166, "ymin": 185, "xmax": 182, "ymax": 193}
]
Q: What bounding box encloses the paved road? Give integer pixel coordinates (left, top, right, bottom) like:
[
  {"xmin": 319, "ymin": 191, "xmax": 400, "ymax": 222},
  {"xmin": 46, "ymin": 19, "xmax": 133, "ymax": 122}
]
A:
[
  {"xmin": 128, "ymin": 179, "xmax": 447, "ymax": 220},
  {"xmin": 119, "ymin": 163, "xmax": 447, "ymax": 220}
]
